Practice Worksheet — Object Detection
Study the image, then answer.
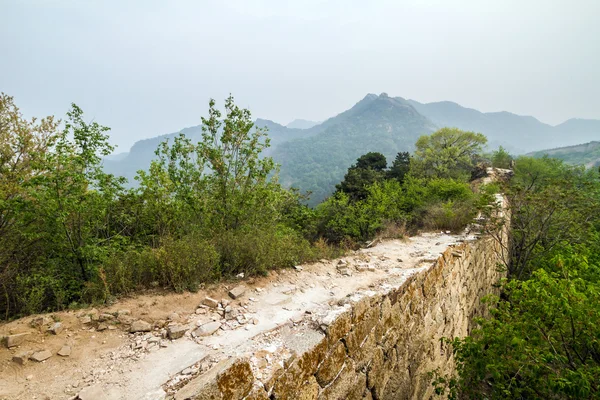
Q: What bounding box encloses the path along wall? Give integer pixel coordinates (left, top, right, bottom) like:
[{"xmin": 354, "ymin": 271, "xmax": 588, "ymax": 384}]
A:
[{"xmin": 175, "ymin": 197, "xmax": 509, "ymax": 400}]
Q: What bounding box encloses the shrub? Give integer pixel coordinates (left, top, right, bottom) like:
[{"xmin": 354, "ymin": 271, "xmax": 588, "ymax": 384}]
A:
[{"xmin": 421, "ymin": 199, "xmax": 477, "ymax": 232}]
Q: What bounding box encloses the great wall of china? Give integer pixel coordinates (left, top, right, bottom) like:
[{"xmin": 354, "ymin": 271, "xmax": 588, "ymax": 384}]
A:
[{"xmin": 0, "ymin": 170, "xmax": 510, "ymax": 400}]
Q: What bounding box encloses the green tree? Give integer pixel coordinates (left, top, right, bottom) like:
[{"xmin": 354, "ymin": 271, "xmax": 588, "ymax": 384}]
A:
[
  {"xmin": 412, "ymin": 128, "xmax": 487, "ymax": 180},
  {"xmin": 387, "ymin": 151, "xmax": 411, "ymax": 183},
  {"xmin": 199, "ymin": 95, "xmax": 276, "ymax": 231},
  {"xmin": 336, "ymin": 152, "xmax": 387, "ymax": 201},
  {"xmin": 491, "ymin": 146, "xmax": 513, "ymax": 169}
]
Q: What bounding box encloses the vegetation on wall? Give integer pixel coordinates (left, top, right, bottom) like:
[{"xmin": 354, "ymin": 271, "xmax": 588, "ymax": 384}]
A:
[{"xmin": 433, "ymin": 154, "xmax": 600, "ymax": 399}]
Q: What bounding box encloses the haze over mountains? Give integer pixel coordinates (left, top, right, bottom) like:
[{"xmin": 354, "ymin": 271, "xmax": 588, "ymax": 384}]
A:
[{"xmin": 103, "ymin": 93, "xmax": 600, "ymax": 203}]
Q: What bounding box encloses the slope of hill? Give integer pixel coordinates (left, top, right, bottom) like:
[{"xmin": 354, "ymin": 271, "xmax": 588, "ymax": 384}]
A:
[
  {"xmin": 102, "ymin": 120, "xmax": 307, "ymax": 183},
  {"xmin": 400, "ymin": 98, "xmax": 600, "ymax": 153},
  {"xmin": 273, "ymin": 93, "xmax": 436, "ymax": 204},
  {"xmin": 528, "ymin": 141, "xmax": 600, "ymax": 168},
  {"xmin": 286, "ymin": 119, "xmax": 320, "ymax": 129},
  {"xmin": 399, "ymin": 98, "xmax": 552, "ymax": 152}
]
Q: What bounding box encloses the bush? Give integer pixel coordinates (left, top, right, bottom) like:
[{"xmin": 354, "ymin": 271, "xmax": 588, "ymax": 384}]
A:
[
  {"xmin": 215, "ymin": 225, "xmax": 314, "ymax": 277},
  {"xmin": 421, "ymin": 199, "xmax": 477, "ymax": 232}
]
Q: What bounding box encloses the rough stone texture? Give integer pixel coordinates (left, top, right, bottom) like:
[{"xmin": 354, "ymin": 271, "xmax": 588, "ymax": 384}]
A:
[
  {"xmin": 228, "ymin": 285, "xmax": 247, "ymax": 299},
  {"xmin": 129, "ymin": 320, "xmax": 152, "ymax": 333},
  {"xmin": 316, "ymin": 342, "xmax": 347, "ymax": 387},
  {"xmin": 57, "ymin": 345, "xmax": 72, "ymax": 357},
  {"xmin": 193, "ymin": 321, "xmax": 221, "ymax": 337},
  {"xmin": 49, "ymin": 322, "xmax": 63, "ymax": 335},
  {"xmin": 174, "ymin": 358, "xmax": 253, "ymax": 400},
  {"xmin": 30, "ymin": 350, "xmax": 52, "ymax": 362},
  {"xmin": 167, "ymin": 324, "xmax": 188, "ymax": 340},
  {"xmin": 202, "ymin": 297, "xmax": 219, "ymax": 308},
  {"xmin": 3, "ymin": 332, "xmax": 30, "ymax": 348},
  {"xmin": 174, "ymin": 190, "xmax": 509, "ymax": 400},
  {"xmin": 12, "ymin": 351, "xmax": 33, "ymax": 365}
]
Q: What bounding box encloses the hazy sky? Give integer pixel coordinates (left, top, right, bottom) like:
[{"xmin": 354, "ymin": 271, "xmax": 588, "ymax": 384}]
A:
[{"xmin": 2, "ymin": 0, "xmax": 599, "ymax": 151}]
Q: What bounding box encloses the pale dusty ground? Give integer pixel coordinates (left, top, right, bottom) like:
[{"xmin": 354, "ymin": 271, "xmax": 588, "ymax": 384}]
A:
[{"xmin": 0, "ymin": 232, "xmax": 472, "ymax": 400}]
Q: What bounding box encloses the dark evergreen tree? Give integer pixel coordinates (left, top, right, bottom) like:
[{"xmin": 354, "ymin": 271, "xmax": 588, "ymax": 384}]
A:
[
  {"xmin": 336, "ymin": 152, "xmax": 387, "ymax": 201},
  {"xmin": 387, "ymin": 151, "xmax": 411, "ymax": 183}
]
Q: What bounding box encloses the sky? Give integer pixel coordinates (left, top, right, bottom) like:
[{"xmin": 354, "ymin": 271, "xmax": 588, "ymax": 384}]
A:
[{"xmin": 2, "ymin": 0, "xmax": 599, "ymax": 151}]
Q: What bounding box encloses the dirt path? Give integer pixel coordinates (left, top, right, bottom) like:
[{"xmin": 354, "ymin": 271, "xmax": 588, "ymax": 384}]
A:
[{"xmin": 0, "ymin": 232, "xmax": 471, "ymax": 400}]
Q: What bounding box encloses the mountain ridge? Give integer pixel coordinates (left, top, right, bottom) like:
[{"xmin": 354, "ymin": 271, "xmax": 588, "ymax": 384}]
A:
[{"xmin": 103, "ymin": 93, "xmax": 600, "ymax": 201}]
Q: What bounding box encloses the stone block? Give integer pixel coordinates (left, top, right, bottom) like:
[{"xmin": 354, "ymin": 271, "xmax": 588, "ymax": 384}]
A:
[
  {"xmin": 228, "ymin": 285, "xmax": 247, "ymax": 299},
  {"xmin": 129, "ymin": 320, "xmax": 152, "ymax": 333},
  {"xmin": 324, "ymin": 309, "xmax": 351, "ymax": 348},
  {"xmin": 193, "ymin": 321, "xmax": 221, "ymax": 337},
  {"xmin": 3, "ymin": 332, "xmax": 30, "ymax": 348},
  {"xmin": 202, "ymin": 297, "xmax": 219, "ymax": 308},
  {"xmin": 58, "ymin": 345, "xmax": 72, "ymax": 357},
  {"xmin": 319, "ymin": 360, "xmax": 356, "ymax": 400},
  {"xmin": 49, "ymin": 322, "xmax": 63, "ymax": 335},
  {"xmin": 30, "ymin": 349, "xmax": 52, "ymax": 362},
  {"xmin": 272, "ymin": 338, "xmax": 327, "ymax": 399},
  {"xmin": 295, "ymin": 376, "xmax": 320, "ymax": 400},
  {"xmin": 316, "ymin": 341, "xmax": 347, "ymax": 387},
  {"xmin": 12, "ymin": 350, "xmax": 32, "ymax": 365},
  {"xmin": 216, "ymin": 359, "xmax": 254, "ymax": 399},
  {"xmin": 167, "ymin": 324, "xmax": 188, "ymax": 340}
]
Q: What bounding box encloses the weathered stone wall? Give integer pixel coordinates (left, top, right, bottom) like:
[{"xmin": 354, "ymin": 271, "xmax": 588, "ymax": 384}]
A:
[{"xmin": 174, "ymin": 227, "xmax": 508, "ymax": 400}]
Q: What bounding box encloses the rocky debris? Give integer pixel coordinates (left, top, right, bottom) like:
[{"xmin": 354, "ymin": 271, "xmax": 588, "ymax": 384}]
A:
[
  {"xmin": 193, "ymin": 321, "xmax": 221, "ymax": 337},
  {"xmin": 202, "ymin": 297, "xmax": 219, "ymax": 308},
  {"xmin": 30, "ymin": 349, "xmax": 52, "ymax": 362},
  {"xmin": 58, "ymin": 345, "xmax": 72, "ymax": 357},
  {"xmin": 293, "ymin": 265, "xmax": 303, "ymax": 271},
  {"xmin": 79, "ymin": 316, "xmax": 92, "ymax": 325},
  {"xmin": 76, "ymin": 384, "xmax": 107, "ymax": 400},
  {"xmin": 129, "ymin": 320, "xmax": 152, "ymax": 333},
  {"xmin": 12, "ymin": 350, "xmax": 33, "ymax": 365},
  {"xmin": 355, "ymin": 264, "xmax": 376, "ymax": 272},
  {"xmin": 167, "ymin": 324, "xmax": 187, "ymax": 340},
  {"xmin": 228, "ymin": 285, "xmax": 247, "ymax": 299},
  {"xmin": 98, "ymin": 313, "xmax": 115, "ymax": 322},
  {"xmin": 97, "ymin": 323, "xmax": 108, "ymax": 331},
  {"xmin": 30, "ymin": 315, "xmax": 52, "ymax": 329},
  {"xmin": 167, "ymin": 312, "xmax": 180, "ymax": 321},
  {"xmin": 3, "ymin": 332, "xmax": 30, "ymax": 348},
  {"xmin": 49, "ymin": 322, "xmax": 64, "ymax": 335}
]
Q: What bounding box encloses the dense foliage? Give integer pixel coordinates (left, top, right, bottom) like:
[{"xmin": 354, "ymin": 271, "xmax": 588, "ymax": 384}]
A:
[
  {"xmin": 0, "ymin": 92, "xmax": 487, "ymax": 320},
  {"xmin": 433, "ymin": 155, "xmax": 600, "ymax": 399},
  {"xmin": 0, "ymin": 94, "xmax": 335, "ymax": 320}
]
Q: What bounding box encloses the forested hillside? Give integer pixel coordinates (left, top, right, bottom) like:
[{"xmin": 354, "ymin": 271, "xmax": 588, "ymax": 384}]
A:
[
  {"xmin": 528, "ymin": 141, "xmax": 600, "ymax": 168},
  {"xmin": 274, "ymin": 93, "xmax": 437, "ymax": 204}
]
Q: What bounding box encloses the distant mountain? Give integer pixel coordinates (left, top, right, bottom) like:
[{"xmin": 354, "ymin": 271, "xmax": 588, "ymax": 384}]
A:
[
  {"xmin": 528, "ymin": 141, "xmax": 600, "ymax": 168},
  {"xmin": 103, "ymin": 124, "xmax": 204, "ymax": 183},
  {"xmin": 286, "ymin": 119, "xmax": 320, "ymax": 129},
  {"xmin": 102, "ymin": 119, "xmax": 310, "ymax": 183},
  {"xmin": 399, "ymin": 98, "xmax": 599, "ymax": 153},
  {"xmin": 273, "ymin": 93, "xmax": 437, "ymax": 204},
  {"xmin": 102, "ymin": 92, "xmax": 600, "ymax": 203}
]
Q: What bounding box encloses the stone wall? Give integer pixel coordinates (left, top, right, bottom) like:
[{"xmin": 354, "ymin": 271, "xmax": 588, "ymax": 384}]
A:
[{"xmin": 174, "ymin": 226, "xmax": 508, "ymax": 400}]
